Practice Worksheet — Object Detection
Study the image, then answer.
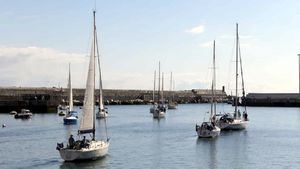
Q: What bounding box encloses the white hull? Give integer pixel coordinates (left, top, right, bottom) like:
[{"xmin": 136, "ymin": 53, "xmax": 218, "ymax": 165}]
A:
[
  {"xmin": 153, "ymin": 110, "xmax": 165, "ymax": 118},
  {"xmin": 196, "ymin": 125, "xmax": 220, "ymax": 138},
  {"xmin": 167, "ymin": 104, "xmax": 177, "ymax": 109},
  {"xmin": 57, "ymin": 105, "xmax": 68, "ymax": 116},
  {"xmin": 59, "ymin": 140, "xmax": 109, "ymax": 161},
  {"xmin": 96, "ymin": 111, "xmax": 108, "ymax": 119},
  {"xmin": 217, "ymin": 119, "xmax": 247, "ymax": 130}
]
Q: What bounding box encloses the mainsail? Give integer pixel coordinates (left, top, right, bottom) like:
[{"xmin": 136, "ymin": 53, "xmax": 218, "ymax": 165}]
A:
[{"xmin": 78, "ymin": 24, "xmax": 96, "ymax": 134}]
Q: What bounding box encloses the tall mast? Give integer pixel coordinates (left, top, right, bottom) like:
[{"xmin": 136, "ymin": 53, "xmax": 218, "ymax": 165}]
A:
[
  {"xmin": 239, "ymin": 41, "xmax": 247, "ymax": 112},
  {"xmin": 158, "ymin": 61, "xmax": 161, "ymax": 103},
  {"xmin": 153, "ymin": 70, "xmax": 156, "ymax": 103},
  {"xmin": 211, "ymin": 40, "xmax": 216, "ymax": 122},
  {"xmin": 170, "ymin": 71, "xmax": 173, "ymax": 102},
  {"xmin": 213, "ymin": 40, "xmax": 216, "ymax": 120},
  {"xmin": 170, "ymin": 72, "xmax": 173, "ymax": 91},
  {"xmin": 96, "ymin": 31, "xmax": 103, "ymax": 111},
  {"xmin": 235, "ymin": 23, "xmax": 239, "ymax": 116},
  {"xmin": 92, "ymin": 10, "xmax": 96, "ymax": 140},
  {"xmin": 162, "ymin": 72, "xmax": 164, "ymax": 104},
  {"xmin": 95, "ymin": 10, "xmax": 109, "ymax": 140},
  {"xmin": 68, "ymin": 63, "xmax": 73, "ymax": 112}
]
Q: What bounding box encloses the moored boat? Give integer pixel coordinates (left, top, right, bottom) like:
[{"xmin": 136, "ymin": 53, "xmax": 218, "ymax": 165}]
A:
[
  {"xmin": 9, "ymin": 111, "xmax": 17, "ymax": 115},
  {"xmin": 167, "ymin": 72, "xmax": 177, "ymax": 110},
  {"xmin": 196, "ymin": 40, "xmax": 220, "ymax": 138},
  {"xmin": 216, "ymin": 23, "xmax": 249, "ymax": 130},
  {"xmin": 57, "ymin": 105, "xmax": 67, "ymax": 116},
  {"xmin": 14, "ymin": 109, "xmax": 32, "ymax": 119},
  {"xmin": 153, "ymin": 62, "xmax": 166, "ymax": 119},
  {"xmin": 63, "ymin": 63, "xmax": 78, "ymax": 125}
]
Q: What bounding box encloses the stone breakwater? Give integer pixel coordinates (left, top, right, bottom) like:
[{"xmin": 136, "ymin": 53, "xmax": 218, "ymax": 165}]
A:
[{"xmin": 0, "ymin": 87, "xmax": 227, "ymax": 113}]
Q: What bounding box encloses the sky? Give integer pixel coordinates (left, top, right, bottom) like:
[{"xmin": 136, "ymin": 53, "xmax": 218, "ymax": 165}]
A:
[{"xmin": 1, "ymin": 0, "xmax": 300, "ymax": 94}]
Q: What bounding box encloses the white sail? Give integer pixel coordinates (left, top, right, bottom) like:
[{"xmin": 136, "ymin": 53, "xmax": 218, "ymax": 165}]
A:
[
  {"xmin": 68, "ymin": 63, "xmax": 73, "ymax": 112},
  {"xmin": 79, "ymin": 35, "xmax": 95, "ymax": 134}
]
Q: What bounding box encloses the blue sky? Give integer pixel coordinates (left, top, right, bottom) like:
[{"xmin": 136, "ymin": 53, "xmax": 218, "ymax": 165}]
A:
[{"xmin": 1, "ymin": 0, "xmax": 300, "ymax": 93}]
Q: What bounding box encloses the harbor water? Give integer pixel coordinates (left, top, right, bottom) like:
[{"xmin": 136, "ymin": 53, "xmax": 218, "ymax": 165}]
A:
[{"xmin": 1, "ymin": 104, "xmax": 300, "ymax": 169}]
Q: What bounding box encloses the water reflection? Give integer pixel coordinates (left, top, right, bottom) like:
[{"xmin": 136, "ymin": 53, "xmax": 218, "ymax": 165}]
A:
[
  {"xmin": 59, "ymin": 156, "xmax": 108, "ymax": 169},
  {"xmin": 196, "ymin": 138, "xmax": 218, "ymax": 169},
  {"xmin": 220, "ymin": 130, "xmax": 249, "ymax": 169}
]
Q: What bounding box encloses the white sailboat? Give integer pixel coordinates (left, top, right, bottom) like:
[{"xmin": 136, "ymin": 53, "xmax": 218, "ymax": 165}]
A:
[
  {"xmin": 150, "ymin": 70, "xmax": 157, "ymax": 113},
  {"xmin": 216, "ymin": 23, "xmax": 249, "ymax": 130},
  {"xmin": 57, "ymin": 10, "xmax": 109, "ymax": 161},
  {"xmin": 167, "ymin": 72, "xmax": 177, "ymax": 109},
  {"xmin": 196, "ymin": 40, "xmax": 221, "ymax": 138},
  {"xmin": 153, "ymin": 61, "xmax": 166, "ymax": 118},
  {"xmin": 63, "ymin": 63, "xmax": 78, "ymax": 125}
]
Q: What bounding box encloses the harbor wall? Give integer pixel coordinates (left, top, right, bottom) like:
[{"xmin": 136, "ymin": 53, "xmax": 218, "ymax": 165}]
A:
[
  {"xmin": 0, "ymin": 87, "xmax": 227, "ymax": 113},
  {"xmin": 245, "ymin": 93, "xmax": 300, "ymax": 107}
]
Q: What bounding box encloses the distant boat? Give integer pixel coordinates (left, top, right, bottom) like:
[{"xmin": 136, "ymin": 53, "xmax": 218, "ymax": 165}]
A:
[
  {"xmin": 57, "ymin": 105, "xmax": 67, "ymax": 116},
  {"xmin": 216, "ymin": 23, "xmax": 249, "ymax": 130},
  {"xmin": 196, "ymin": 40, "xmax": 220, "ymax": 138},
  {"xmin": 14, "ymin": 109, "xmax": 32, "ymax": 119},
  {"xmin": 153, "ymin": 61, "xmax": 166, "ymax": 118},
  {"xmin": 9, "ymin": 111, "xmax": 17, "ymax": 115},
  {"xmin": 150, "ymin": 70, "xmax": 157, "ymax": 114},
  {"xmin": 57, "ymin": 10, "xmax": 109, "ymax": 161},
  {"xmin": 167, "ymin": 72, "xmax": 177, "ymax": 109},
  {"xmin": 63, "ymin": 63, "xmax": 78, "ymax": 125},
  {"xmin": 96, "ymin": 49, "xmax": 108, "ymax": 119}
]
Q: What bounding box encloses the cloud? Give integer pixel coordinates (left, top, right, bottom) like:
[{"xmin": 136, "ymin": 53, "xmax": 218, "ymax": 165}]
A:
[
  {"xmin": 0, "ymin": 46, "xmax": 88, "ymax": 87},
  {"xmin": 199, "ymin": 41, "xmax": 214, "ymax": 48},
  {"xmin": 185, "ymin": 25, "xmax": 205, "ymax": 34}
]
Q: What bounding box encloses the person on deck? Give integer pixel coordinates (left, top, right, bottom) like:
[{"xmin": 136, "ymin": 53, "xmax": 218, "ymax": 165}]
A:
[
  {"xmin": 81, "ymin": 136, "xmax": 86, "ymax": 148},
  {"xmin": 68, "ymin": 135, "xmax": 75, "ymax": 149}
]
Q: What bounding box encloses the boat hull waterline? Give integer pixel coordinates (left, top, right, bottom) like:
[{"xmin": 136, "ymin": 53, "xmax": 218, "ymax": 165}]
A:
[
  {"xmin": 167, "ymin": 104, "xmax": 177, "ymax": 109},
  {"xmin": 59, "ymin": 141, "xmax": 109, "ymax": 161},
  {"xmin": 63, "ymin": 117, "xmax": 77, "ymax": 125},
  {"xmin": 217, "ymin": 119, "xmax": 247, "ymax": 130},
  {"xmin": 96, "ymin": 111, "xmax": 108, "ymax": 119},
  {"xmin": 196, "ymin": 125, "xmax": 221, "ymax": 138},
  {"xmin": 153, "ymin": 110, "xmax": 165, "ymax": 118}
]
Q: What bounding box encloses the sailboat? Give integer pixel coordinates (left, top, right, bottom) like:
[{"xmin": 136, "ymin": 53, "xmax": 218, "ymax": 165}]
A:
[
  {"xmin": 167, "ymin": 72, "xmax": 177, "ymax": 109},
  {"xmin": 216, "ymin": 23, "xmax": 249, "ymax": 130},
  {"xmin": 63, "ymin": 63, "xmax": 78, "ymax": 125},
  {"xmin": 57, "ymin": 10, "xmax": 109, "ymax": 161},
  {"xmin": 150, "ymin": 70, "xmax": 157, "ymax": 113},
  {"xmin": 153, "ymin": 61, "xmax": 166, "ymax": 118},
  {"xmin": 96, "ymin": 41, "xmax": 108, "ymax": 119},
  {"xmin": 196, "ymin": 40, "xmax": 221, "ymax": 138}
]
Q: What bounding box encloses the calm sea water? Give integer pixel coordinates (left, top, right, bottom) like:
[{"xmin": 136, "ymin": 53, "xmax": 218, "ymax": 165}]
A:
[{"xmin": 1, "ymin": 104, "xmax": 300, "ymax": 169}]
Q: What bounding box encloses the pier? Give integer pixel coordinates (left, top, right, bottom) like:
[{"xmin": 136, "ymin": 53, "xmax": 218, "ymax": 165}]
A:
[
  {"xmin": 245, "ymin": 93, "xmax": 300, "ymax": 107},
  {"xmin": 0, "ymin": 87, "xmax": 227, "ymax": 113}
]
